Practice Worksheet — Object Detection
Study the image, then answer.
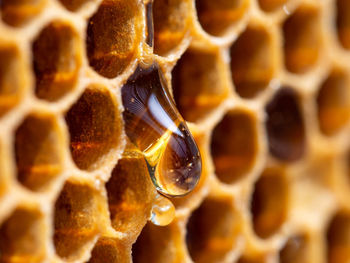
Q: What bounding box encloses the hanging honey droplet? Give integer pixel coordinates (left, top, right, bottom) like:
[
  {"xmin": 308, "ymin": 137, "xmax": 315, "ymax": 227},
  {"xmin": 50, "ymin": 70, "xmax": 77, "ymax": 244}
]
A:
[
  {"xmin": 150, "ymin": 194, "xmax": 175, "ymax": 226},
  {"xmin": 121, "ymin": 62, "xmax": 202, "ymax": 197}
]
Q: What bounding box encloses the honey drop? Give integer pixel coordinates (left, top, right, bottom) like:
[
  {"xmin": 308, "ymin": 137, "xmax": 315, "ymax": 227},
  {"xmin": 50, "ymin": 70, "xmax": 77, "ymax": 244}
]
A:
[
  {"xmin": 121, "ymin": 62, "xmax": 202, "ymax": 197},
  {"xmin": 150, "ymin": 194, "xmax": 175, "ymax": 226}
]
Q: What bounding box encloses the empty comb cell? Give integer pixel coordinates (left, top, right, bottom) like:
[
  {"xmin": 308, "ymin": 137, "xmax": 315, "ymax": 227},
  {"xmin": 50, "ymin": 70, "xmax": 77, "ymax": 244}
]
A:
[{"xmin": 121, "ymin": 62, "xmax": 202, "ymax": 197}]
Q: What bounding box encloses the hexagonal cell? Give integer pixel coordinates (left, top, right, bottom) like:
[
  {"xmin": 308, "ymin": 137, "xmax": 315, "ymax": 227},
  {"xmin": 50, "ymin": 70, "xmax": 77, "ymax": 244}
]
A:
[
  {"xmin": 336, "ymin": 0, "xmax": 350, "ymax": 50},
  {"xmin": 0, "ymin": 44, "xmax": 24, "ymax": 117},
  {"xmin": 14, "ymin": 113, "xmax": 63, "ymax": 191},
  {"xmin": 195, "ymin": 0, "xmax": 249, "ymax": 37},
  {"xmin": 88, "ymin": 237, "xmax": 130, "ymax": 263},
  {"xmin": 58, "ymin": 0, "xmax": 92, "ymax": 11},
  {"xmin": 265, "ymin": 88, "xmax": 306, "ymax": 161},
  {"xmin": 237, "ymin": 253, "xmax": 269, "ymax": 263},
  {"xmin": 251, "ymin": 167, "xmax": 288, "ymax": 238},
  {"xmin": 65, "ymin": 85, "xmax": 122, "ymax": 171},
  {"xmin": 0, "ymin": 207, "xmax": 46, "ymax": 262},
  {"xmin": 258, "ymin": 0, "xmax": 288, "ymax": 12},
  {"xmin": 279, "ymin": 234, "xmax": 310, "ymax": 263},
  {"xmin": 106, "ymin": 148, "xmax": 155, "ymax": 237},
  {"xmin": 186, "ymin": 197, "xmax": 240, "ymax": 262},
  {"xmin": 153, "ymin": 0, "xmax": 190, "ymax": 56},
  {"xmin": 133, "ymin": 222, "xmax": 182, "ymax": 263},
  {"xmin": 0, "ymin": 0, "xmax": 46, "ymax": 27},
  {"xmin": 317, "ymin": 70, "xmax": 350, "ymax": 136},
  {"xmin": 327, "ymin": 211, "xmax": 350, "ymax": 263},
  {"xmin": 211, "ymin": 110, "xmax": 258, "ymax": 184},
  {"xmin": 54, "ymin": 181, "xmax": 101, "ymax": 260},
  {"xmin": 86, "ymin": 0, "xmax": 142, "ymax": 78},
  {"xmin": 172, "ymin": 48, "xmax": 229, "ymax": 123},
  {"xmin": 230, "ymin": 24, "xmax": 274, "ymax": 98},
  {"xmin": 32, "ymin": 21, "xmax": 80, "ymax": 102},
  {"xmin": 283, "ymin": 6, "xmax": 321, "ymax": 74}
]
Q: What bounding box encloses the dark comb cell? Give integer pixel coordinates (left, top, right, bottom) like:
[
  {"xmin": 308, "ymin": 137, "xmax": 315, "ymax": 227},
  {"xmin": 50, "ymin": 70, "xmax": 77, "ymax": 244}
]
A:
[
  {"xmin": 121, "ymin": 62, "xmax": 202, "ymax": 197},
  {"xmin": 265, "ymin": 88, "xmax": 306, "ymax": 161}
]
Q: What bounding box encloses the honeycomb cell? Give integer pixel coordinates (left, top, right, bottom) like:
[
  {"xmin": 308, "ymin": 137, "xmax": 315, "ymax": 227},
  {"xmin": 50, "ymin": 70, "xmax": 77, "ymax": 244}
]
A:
[
  {"xmin": 106, "ymin": 148, "xmax": 155, "ymax": 236},
  {"xmin": 153, "ymin": 0, "xmax": 190, "ymax": 55},
  {"xmin": 172, "ymin": 48, "xmax": 229, "ymax": 122},
  {"xmin": 0, "ymin": 44, "xmax": 24, "ymax": 117},
  {"xmin": 58, "ymin": 0, "xmax": 92, "ymax": 11},
  {"xmin": 230, "ymin": 25, "xmax": 274, "ymax": 98},
  {"xmin": 0, "ymin": 208, "xmax": 45, "ymax": 262},
  {"xmin": 32, "ymin": 21, "xmax": 80, "ymax": 101},
  {"xmin": 251, "ymin": 167, "xmax": 288, "ymax": 238},
  {"xmin": 336, "ymin": 0, "xmax": 350, "ymax": 50},
  {"xmin": 88, "ymin": 237, "xmax": 130, "ymax": 263},
  {"xmin": 54, "ymin": 182, "xmax": 101, "ymax": 260},
  {"xmin": 132, "ymin": 223, "xmax": 180, "ymax": 263},
  {"xmin": 0, "ymin": 0, "xmax": 46, "ymax": 27},
  {"xmin": 258, "ymin": 0, "xmax": 288, "ymax": 12},
  {"xmin": 265, "ymin": 88, "xmax": 306, "ymax": 161},
  {"xmin": 86, "ymin": 0, "xmax": 142, "ymax": 78},
  {"xmin": 65, "ymin": 86, "xmax": 122, "ymax": 171},
  {"xmin": 279, "ymin": 235, "xmax": 310, "ymax": 263},
  {"xmin": 283, "ymin": 6, "xmax": 321, "ymax": 74},
  {"xmin": 195, "ymin": 0, "xmax": 249, "ymax": 37},
  {"xmin": 327, "ymin": 211, "xmax": 350, "ymax": 263},
  {"xmin": 186, "ymin": 197, "xmax": 239, "ymax": 262},
  {"xmin": 317, "ymin": 70, "xmax": 350, "ymax": 136},
  {"xmin": 14, "ymin": 113, "xmax": 63, "ymax": 191},
  {"xmin": 211, "ymin": 110, "xmax": 258, "ymax": 184},
  {"xmin": 237, "ymin": 254, "xmax": 268, "ymax": 263}
]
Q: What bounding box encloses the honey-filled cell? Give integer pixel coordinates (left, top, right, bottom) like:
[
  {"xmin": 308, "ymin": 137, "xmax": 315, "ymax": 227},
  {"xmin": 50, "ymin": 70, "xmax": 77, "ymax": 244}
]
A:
[
  {"xmin": 59, "ymin": 0, "xmax": 92, "ymax": 11},
  {"xmin": 1, "ymin": 0, "xmax": 46, "ymax": 27},
  {"xmin": 0, "ymin": 44, "xmax": 25, "ymax": 117},
  {"xmin": 65, "ymin": 85, "xmax": 122, "ymax": 171},
  {"xmin": 211, "ymin": 110, "xmax": 258, "ymax": 184},
  {"xmin": 251, "ymin": 167, "xmax": 288, "ymax": 238},
  {"xmin": 283, "ymin": 6, "xmax": 321, "ymax": 74},
  {"xmin": 317, "ymin": 69, "xmax": 350, "ymax": 136},
  {"xmin": 54, "ymin": 182, "xmax": 101, "ymax": 261},
  {"xmin": 258, "ymin": 0, "xmax": 288, "ymax": 12},
  {"xmin": 153, "ymin": 0, "xmax": 191, "ymax": 56},
  {"xmin": 106, "ymin": 148, "xmax": 155, "ymax": 237},
  {"xmin": 186, "ymin": 197, "xmax": 240, "ymax": 262},
  {"xmin": 279, "ymin": 235, "xmax": 311, "ymax": 263},
  {"xmin": 327, "ymin": 211, "xmax": 350, "ymax": 263},
  {"xmin": 172, "ymin": 48, "xmax": 229, "ymax": 122},
  {"xmin": 196, "ymin": 0, "xmax": 249, "ymax": 37},
  {"xmin": 88, "ymin": 237, "xmax": 131, "ymax": 263},
  {"xmin": 132, "ymin": 222, "xmax": 181, "ymax": 263},
  {"xmin": 32, "ymin": 21, "xmax": 80, "ymax": 101},
  {"xmin": 336, "ymin": 0, "xmax": 350, "ymax": 50},
  {"xmin": 230, "ymin": 24, "xmax": 274, "ymax": 98},
  {"xmin": 86, "ymin": 0, "xmax": 142, "ymax": 78},
  {"xmin": 0, "ymin": 207, "xmax": 46, "ymax": 262},
  {"xmin": 14, "ymin": 113, "xmax": 63, "ymax": 191}
]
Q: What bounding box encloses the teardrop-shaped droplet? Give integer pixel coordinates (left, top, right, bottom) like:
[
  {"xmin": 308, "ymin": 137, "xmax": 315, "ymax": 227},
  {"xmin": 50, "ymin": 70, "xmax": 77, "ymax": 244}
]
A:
[
  {"xmin": 121, "ymin": 62, "xmax": 202, "ymax": 197},
  {"xmin": 150, "ymin": 194, "xmax": 175, "ymax": 226}
]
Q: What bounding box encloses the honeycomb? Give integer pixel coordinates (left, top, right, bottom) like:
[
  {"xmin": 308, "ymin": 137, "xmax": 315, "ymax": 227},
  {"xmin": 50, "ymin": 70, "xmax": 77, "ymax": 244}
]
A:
[{"xmin": 0, "ymin": 0, "xmax": 350, "ymax": 262}]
